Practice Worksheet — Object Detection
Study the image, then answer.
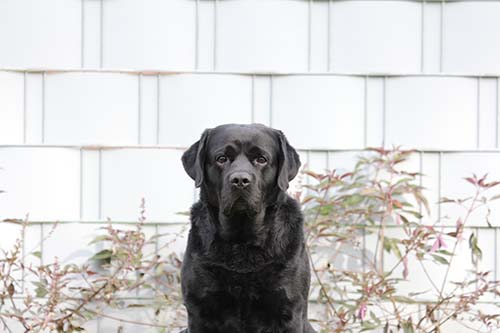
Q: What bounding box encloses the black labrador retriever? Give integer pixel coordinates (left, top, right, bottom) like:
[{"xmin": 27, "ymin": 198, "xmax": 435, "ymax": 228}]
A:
[{"xmin": 180, "ymin": 124, "xmax": 315, "ymax": 333}]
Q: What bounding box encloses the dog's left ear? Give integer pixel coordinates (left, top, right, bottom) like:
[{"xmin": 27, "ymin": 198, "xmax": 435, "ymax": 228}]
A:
[
  {"xmin": 182, "ymin": 129, "xmax": 211, "ymax": 188},
  {"xmin": 276, "ymin": 130, "xmax": 301, "ymax": 191}
]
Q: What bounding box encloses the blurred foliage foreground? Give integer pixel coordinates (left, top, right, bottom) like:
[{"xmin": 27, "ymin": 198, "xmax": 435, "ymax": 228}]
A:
[{"xmin": 1, "ymin": 148, "xmax": 500, "ymax": 332}]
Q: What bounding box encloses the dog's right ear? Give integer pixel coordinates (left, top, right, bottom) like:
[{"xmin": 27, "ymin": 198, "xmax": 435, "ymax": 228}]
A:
[
  {"xmin": 182, "ymin": 129, "xmax": 210, "ymax": 188},
  {"xmin": 276, "ymin": 130, "xmax": 301, "ymax": 192}
]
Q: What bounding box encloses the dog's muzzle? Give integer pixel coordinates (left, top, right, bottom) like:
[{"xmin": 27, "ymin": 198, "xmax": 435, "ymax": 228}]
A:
[{"xmin": 221, "ymin": 172, "xmax": 261, "ymax": 216}]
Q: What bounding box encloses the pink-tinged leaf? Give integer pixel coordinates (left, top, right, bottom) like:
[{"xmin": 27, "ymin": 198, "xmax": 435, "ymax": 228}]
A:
[
  {"xmin": 430, "ymin": 233, "xmax": 447, "ymax": 253},
  {"xmin": 396, "ymin": 214, "xmax": 403, "ymax": 225},
  {"xmin": 392, "ymin": 200, "xmax": 403, "ymax": 208},
  {"xmin": 403, "ymin": 257, "xmax": 409, "ymax": 279},
  {"xmin": 465, "ymin": 177, "xmax": 477, "ymax": 186},
  {"xmin": 478, "ymin": 173, "xmax": 488, "ymax": 187},
  {"xmin": 485, "ymin": 181, "xmax": 500, "ymax": 189},
  {"xmin": 340, "ymin": 172, "xmax": 353, "ymax": 180},
  {"xmin": 358, "ymin": 303, "xmax": 367, "ymax": 320},
  {"xmin": 438, "ymin": 235, "xmax": 447, "ymax": 249},
  {"xmin": 368, "ymin": 147, "xmax": 390, "ymax": 156},
  {"xmin": 302, "ymin": 170, "xmax": 322, "ymax": 180},
  {"xmin": 301, "ymin": 196, "xmax": 315, "ymax": 204},
  {"xmin": 455, "ymin": 218, "xmax": 464, "ymax": 241},
  {"xmin": 430, "ymin": 239, "xmax": 440, "ymax": 253}
]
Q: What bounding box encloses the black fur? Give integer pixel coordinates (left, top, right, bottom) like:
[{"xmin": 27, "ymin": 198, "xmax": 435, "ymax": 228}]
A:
[{"xmin": 180, "ymin": 124, "xmax": 315, "ymax": 333}]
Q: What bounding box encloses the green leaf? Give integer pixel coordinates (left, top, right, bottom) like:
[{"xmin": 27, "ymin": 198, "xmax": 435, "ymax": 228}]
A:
[
  {"xmin": 489, "ymin": 194, "xmax": 500, "ymax": 201},
  {"xmin": 90, "ymin": 249, "xmax": 113, "ymax": 261},
  {"xmin": 402, "ymin": 322, "xmax": 415, "ymax": 333},
  {"xmin": 437, "ymin": 249, "xmax": 453, "ymax": 256},
  {"xmin": 88, "ymin": 235, "xmax": 110, "ymax": 245},
  {"xmin": 370, "ymin": 311, "xmax": 381, "ymax": 325},
  {"xmin": 469, "ymin": 232, "xmax": 483, "ymax": 263},
  {"xmin": 401, "ymin": 209, "xmax": 423, "ymax": 219},
  {"xmin": 32, "ymin": 282, "xmax": 48, "ymax": 298},
  {"xmin": 345, "ymin": 194, "xmax": 364, "ymax": 206},
  {"xmin": 392, "ymin": 243, "xmax": 402, "ymax": 259},
  {"xmin": 393, "ymin": 296, "xmax": 416, "ymax": 304},
  {"xmin": 431, "ymin": 254, "xmax": 449, "ymax": 265},
  {"xmin": 31, "ymin": 251, "xmax": 42, "ymax": 259},
  {"xmin": 383, "ymin": 238, "xmax": 392, "ymax": 253},
  {"xmin": 360, "ymin": 320, "xmax": 380, "ymax": 331}
]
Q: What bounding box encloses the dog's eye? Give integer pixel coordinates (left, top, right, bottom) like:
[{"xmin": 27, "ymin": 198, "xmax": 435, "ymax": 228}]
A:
[
  {"xmin": 255, "ymin": 156, "xmax": 268, "ymax": 165},
  {"xmin": 216, "ymin": 155, "xmax": 228, "ymax": 164}
]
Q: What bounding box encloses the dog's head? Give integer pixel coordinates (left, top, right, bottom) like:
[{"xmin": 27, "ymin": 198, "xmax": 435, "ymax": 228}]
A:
[{"xmin": 182, "ymin": 124, "xmax": 300, "ymax": 217}]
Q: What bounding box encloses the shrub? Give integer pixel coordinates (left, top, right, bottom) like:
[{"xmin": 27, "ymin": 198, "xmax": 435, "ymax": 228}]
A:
[
  {"xmin": 303, "ymin": 148, "xmax": 500, "ymax": 332},
  {"xmin": 0, "ymin": 148, "xmax": 499, "ymax": 332}
]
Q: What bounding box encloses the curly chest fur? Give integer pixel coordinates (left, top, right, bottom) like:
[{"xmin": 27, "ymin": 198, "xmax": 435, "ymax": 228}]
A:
[{"xmin": 186, "ymin": 261, "xmax": 300, "ymax": 331}]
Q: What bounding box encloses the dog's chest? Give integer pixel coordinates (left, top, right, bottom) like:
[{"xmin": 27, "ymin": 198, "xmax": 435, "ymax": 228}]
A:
[{"xmin": 198, "ymin": 266, "xmax": 295, "ymax": 329}]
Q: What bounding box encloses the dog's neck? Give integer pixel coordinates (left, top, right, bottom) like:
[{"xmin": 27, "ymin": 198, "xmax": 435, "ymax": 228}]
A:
[{"xmin": 208, "ymin": 202, "xmax": 269, "ymax": 244}]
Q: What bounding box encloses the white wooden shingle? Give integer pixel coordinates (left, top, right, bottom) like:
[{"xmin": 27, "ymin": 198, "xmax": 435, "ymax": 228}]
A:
[
  {"xmin": 0, "ymin": 72, "xmax": 24, "ymax": 144},
  {"xmin": 310, "ymin": 0, "xmax": 329, "ymax": 72},
  {"xmin": 385, "ymin": 77, "xmax": 477, "ymax": 150},
  {"xmin": 100, "ymin": 149, "xmax": 194, "ymax": 222},
  {"xmin": 272, "ymin": 75, "xmax": 365, "ymax": 149},
  {"xmin": 0, "ymin": 0, "xmax": 81, "ymax": 68},
  {"xmin": 43, "ymin": 223, "xmax": 99, "ymax": 265},
  {"xmin": 82, "ymin": 0, "xmax": 102, "ymax": 68},
  {"xmin": 444, "ymin": 2, "xmax": 500, "ymax": 74},
  {"xmin": 102, "ymin": 0, "xmax": 196, "ymax": 70},
  {"xmin": 24, "ymin": 73, "xmax": 44, "ymax": 144},
  {"xmin": 0, "ymin": 148, "xmax": 80, "ymax": 221},
  {"xmin": 422, "ymin": 2, "xmax": 442, "ymax": 73},
  {"xmin": 217, "ymin": 0, "xmax": 308, "ymax": 72},
  {"xmin": 44, "ymin": 73, "xmax": 139, "ymax": 145},
  {"xmin": 330, "ymin": 1, "xmax": 421, "ymax": 73}
]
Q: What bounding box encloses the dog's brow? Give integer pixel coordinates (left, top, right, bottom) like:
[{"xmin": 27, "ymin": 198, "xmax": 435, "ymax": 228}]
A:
[
  {"xmin": 248, "ymin": 145, "xmax": 269, "ymax": 157},
  {"xmin": 221, "ymin": 144, "xmax": 238, "ymax": 155}
]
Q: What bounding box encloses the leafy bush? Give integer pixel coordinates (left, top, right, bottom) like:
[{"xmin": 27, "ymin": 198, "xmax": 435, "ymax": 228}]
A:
[
  {"xmin": 302, "ymin": 148, "xmax": 500, "ymax": 332},
  {"xmin": 1, "ymin": 148, "xmax": 499, "ymax": 332}
]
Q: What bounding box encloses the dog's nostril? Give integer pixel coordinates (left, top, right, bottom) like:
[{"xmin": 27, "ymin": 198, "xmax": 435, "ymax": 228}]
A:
[{"xmin": 230, "ymin": 173, "xmax": 252, "ymax": 188}]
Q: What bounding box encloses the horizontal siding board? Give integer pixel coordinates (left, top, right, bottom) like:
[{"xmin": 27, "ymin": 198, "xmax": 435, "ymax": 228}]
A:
[
  {"xmin": 102, "ymin": 0, "xmax": 196, "ymax": 70},
  {"xmin": 272, "ymin": 75, "xmax": 365, "ymax": 149},
  {"xmin": 217, "ymin": 0, "xmax": 309, "ymax": 72},
  {"xmin": 443, "ymin": 2, "xmax": 500, "ymax": 74},
  {"xmin": 385, "ymin": 77, "xmax": 477, "ymax": 150},
  {"xmin": 100, "ymin": 149, "xmax": 194, "ymax": 222},
  {"xmin": 0, "ymin": 148, "xmax": 80, "ymax": 221},
  {"xmin": 330, "ymin": 1, "xmax": 422, "ymax": 73},
  {"xmin": 44, "ymin": 73, "xmax": 139, "ymax": 145},
  {"xmin": 0, "ymin": 0, "xmax": 81, "ymax": 68},
  {"xmin": 0, "ymin": 71, "xmax": 24, "ymax": 144}
]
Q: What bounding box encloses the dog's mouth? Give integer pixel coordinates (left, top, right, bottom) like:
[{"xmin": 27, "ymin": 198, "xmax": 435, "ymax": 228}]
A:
[{"xmin": 221, "ymin": 190, "xmax": 261, "ymax": 217}]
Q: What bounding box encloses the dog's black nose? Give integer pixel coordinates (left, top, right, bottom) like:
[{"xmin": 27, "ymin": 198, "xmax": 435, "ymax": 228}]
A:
[{"xmin": 230, "ymin": 172, "xmax": 251, "ymax": 188}]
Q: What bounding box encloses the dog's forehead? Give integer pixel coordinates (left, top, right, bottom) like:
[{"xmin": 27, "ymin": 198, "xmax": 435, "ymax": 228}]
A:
[{"xmin": 208, "ymin": 125, "xmax": 277, "ymax": 152}]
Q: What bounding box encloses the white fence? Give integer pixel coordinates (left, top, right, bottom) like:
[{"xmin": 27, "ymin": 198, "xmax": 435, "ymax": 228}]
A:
[{"xmin": 1, "ymin": 0, "xmax": 500, "ymax": 332}]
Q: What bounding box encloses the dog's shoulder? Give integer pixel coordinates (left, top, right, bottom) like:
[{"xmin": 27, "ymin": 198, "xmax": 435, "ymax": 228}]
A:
[
  {"xmin": 186, "ymin": 201, "xmax": 215, "ymax": 254},
  {"xmin": 268, "ymin": 194, "xmax": 305, "ymax": 257},
  {"xmin": 275, "ymin": 193, "xmax": 303, "ymax": 225}
]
